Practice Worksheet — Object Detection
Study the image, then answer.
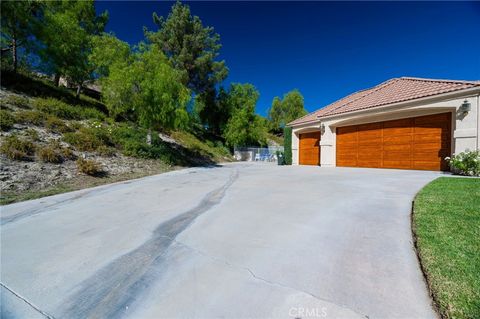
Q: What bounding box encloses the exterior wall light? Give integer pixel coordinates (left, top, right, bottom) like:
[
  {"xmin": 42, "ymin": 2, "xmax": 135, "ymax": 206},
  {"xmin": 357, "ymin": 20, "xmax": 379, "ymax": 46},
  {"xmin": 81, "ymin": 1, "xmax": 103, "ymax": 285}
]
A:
[
  {"xmin": 320, "ymin": 123, "xmax": 325, "ymax": 134},
  {"xmin": 460, "ymin": 100, "xmax": 471, "ymax": 114}
]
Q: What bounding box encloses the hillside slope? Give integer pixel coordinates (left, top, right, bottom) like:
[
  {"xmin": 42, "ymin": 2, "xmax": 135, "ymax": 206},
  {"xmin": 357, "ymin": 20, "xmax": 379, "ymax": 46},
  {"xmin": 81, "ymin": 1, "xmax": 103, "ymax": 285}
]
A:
[{"xmin": 0, "ymin": 73, "xmax": 232, "ymax": 204}]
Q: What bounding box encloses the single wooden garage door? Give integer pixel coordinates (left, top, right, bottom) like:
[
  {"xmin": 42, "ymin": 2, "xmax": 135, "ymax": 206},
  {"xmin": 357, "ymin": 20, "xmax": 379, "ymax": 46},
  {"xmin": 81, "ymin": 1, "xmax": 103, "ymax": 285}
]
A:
[
  {"xmin": 299, "ymin": 132, "xmax": 320, "ymax": 165},
  {"xmin": 336, "ymin": 113, "xmax": 451, "ymax": 171}
]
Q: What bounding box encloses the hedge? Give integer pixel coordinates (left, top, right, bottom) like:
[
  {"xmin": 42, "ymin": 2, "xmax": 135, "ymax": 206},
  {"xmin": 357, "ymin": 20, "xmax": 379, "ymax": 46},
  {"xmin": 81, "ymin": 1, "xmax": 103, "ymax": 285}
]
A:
[{"xmin": 284, "ymin": 126, "xmax": 292, "ymax": 165}]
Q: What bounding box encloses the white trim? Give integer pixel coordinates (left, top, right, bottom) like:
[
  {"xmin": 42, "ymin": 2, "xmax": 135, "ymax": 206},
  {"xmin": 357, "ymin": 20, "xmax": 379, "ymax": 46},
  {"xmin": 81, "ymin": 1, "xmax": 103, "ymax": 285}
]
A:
[{"xmin": 289, "ymin": 87, "xmax": 480, "ymax": 128}]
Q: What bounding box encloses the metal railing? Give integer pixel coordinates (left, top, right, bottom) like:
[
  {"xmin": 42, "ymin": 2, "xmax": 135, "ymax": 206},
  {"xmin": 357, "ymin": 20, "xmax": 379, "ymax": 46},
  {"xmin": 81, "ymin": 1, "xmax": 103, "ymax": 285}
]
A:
[{"xmin": 233, "ymin": 146, "xmax": 284, "ymax": 162}]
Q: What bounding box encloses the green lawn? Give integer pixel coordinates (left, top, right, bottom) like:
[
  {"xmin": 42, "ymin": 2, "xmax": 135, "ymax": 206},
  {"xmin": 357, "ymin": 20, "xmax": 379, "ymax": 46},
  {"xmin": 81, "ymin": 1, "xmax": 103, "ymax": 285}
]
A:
[{"xmin": 413, "ymin": 177, "xmax": 480, "ymax": 319}]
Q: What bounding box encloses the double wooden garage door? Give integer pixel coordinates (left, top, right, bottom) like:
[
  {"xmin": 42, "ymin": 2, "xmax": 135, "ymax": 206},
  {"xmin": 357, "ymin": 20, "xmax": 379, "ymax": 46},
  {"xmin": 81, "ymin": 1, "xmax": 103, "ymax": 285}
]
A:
[{"xmin": 336, "ymin": 113, "xmax": 452, "ymax": 171}]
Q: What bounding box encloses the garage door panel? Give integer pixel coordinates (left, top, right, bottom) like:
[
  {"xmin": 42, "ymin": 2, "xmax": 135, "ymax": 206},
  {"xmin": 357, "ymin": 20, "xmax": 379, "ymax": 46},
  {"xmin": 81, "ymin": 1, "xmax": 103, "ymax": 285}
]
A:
[
  {"xmin": 413, "ymin": 152, "xmax": 447, "ymax": 162},
  {"xmin": 383, "ymin": 118, "xmax": 413, "ymax": 128},
  {"xmin": 382, "ymin": 151, "xmax": 411, "ymax": 161},
  {"xmin": 299, "ymin": 132, "xmax": 320, "ymax": 165},
  {"xmin": 358, "ymin": 161, "xmax": 382, "ymax": 168},
  {"xmin": 414, "ymin": 134, "xmax": 449, "ymax": 143},
  {"xmin": 383, "ymin": 160, "xmax": 413, "ymax": 169},
  {"xmin": 383, "ymin": 135, "xmax": 412, "ymax": 145},
  {"xmin": 413, "ymin": 161, "xmax": 442, "ymax": 171},
  {"xmin": 337, "ymin": 133, "xmax": 357, "ymax": 142},
  {"xmin": 337, "ymin": 126, "xmax": 357, "ymax": 134},
  {"xmin": 383, "ymin": 144, "xmax": 412, "ymax": 151},
  {"xmin": 336, "ymin": 112, "xmax": 451, "ymax": 171},
  {"xmin": 414, "ymin": 113, "xmax": 450, "ymax": 124}
]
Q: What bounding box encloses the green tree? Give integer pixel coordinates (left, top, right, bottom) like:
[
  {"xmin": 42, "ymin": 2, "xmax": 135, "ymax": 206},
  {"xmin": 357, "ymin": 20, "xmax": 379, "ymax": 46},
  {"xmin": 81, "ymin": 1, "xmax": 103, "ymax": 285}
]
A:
[
  {"xmin": 268, "ymin": 89, "xmax": 307, "ymax": 132},
  {"xmin": 100, "ymin": 43, "xmax": 190, "ymax": 131},
  {"xmin": 223, "ymin": 83, "xmax": 268, "ymax": 147},
  {"xmin": 146, "ymin": 1, "xmax": 228, "ymax": 131},
  {"xmin": 38, "ymin": 0, "xmax": 108, "ymax": 92},
  {"xmin": 89, "ymin": 33, "xmax": 132, "ymax": 78},
  {"xmin": 0, "ymin": 0, "xmax": 41, "ymax": 72}
]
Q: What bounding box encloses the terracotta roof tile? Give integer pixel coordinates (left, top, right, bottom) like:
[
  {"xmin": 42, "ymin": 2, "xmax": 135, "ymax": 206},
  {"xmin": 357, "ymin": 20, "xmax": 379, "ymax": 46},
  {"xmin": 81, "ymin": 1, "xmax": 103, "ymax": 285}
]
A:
[{"xmin": 289, "ymin": 77, "xmax": 480, "ymax": 126}]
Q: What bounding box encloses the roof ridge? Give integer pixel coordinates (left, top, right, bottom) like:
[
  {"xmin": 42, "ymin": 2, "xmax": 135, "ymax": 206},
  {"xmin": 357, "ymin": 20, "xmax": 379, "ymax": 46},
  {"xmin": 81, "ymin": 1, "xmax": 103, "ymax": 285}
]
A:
[
  {"xmin": 399, "ymin": 76, "xmax": 480, "ymax": 85},
  {"xmin": 320, "ymin": 78, "xmax": 400, "ymax": 118},
  {"xmin": 287, "ymin": 85, "xmax": 378, "ymax": 125}
]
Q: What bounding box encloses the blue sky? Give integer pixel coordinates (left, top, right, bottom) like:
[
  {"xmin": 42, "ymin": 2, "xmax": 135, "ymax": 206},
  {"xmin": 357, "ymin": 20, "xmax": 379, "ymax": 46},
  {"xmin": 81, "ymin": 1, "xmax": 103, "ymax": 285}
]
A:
[{"xmin": 96, "ymin": 1, "xmax": 480, "ymax": 116}]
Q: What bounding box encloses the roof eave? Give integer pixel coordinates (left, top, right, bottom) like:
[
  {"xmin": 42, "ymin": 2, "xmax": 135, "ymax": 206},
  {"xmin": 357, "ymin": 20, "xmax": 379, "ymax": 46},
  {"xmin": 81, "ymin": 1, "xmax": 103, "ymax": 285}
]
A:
[{"xmin": 316, "ymin": 86, "xmax": 480, "ymax": 121}]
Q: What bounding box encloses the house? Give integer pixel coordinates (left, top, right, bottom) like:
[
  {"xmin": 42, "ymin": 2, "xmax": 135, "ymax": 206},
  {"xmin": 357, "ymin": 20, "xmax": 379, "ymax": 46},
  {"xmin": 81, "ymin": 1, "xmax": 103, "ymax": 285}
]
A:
[{"xmin": 288, "ymin": 77, "xmax": 480, "ymax": 171}]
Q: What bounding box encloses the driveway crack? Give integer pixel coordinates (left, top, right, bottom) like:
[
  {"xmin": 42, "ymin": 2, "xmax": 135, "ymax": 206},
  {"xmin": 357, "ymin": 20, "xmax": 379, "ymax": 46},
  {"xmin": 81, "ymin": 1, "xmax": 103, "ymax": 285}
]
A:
[
  {"xmin": 1, "ymin": 282, "xmax": 56, "ymax": 319},
  {"xmin": 170, "ymin": 238, "xmax": 370, "ymax": 319}
]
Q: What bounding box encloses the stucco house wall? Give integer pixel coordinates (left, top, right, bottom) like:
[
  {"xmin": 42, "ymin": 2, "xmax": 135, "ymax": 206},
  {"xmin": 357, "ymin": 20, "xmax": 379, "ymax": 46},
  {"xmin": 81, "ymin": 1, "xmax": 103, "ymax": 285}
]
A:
[{"xmin": 292, "ymin": 90, "xmax": 480, "ymax": 166}]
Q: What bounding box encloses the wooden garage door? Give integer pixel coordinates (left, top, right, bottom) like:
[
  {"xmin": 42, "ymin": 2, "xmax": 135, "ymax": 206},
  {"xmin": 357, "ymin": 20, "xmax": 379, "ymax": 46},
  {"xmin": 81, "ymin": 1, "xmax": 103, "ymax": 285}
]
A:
[
  {"xmin": 336, "ymin": 113, "xmax": 451, "ymax": 171},
  {"xmin": 299, "ymin": 132, "xmax": 320, "ymax": 165}
]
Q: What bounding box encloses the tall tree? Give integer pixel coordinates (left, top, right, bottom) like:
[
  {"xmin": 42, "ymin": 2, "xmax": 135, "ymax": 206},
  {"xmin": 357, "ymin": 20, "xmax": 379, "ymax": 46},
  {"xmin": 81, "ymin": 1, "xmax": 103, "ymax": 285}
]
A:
[
  {"xmin": 0, "ymin": 0, "xmax": 41, "ymax": 72},
  {"xmin": 223, "ymin": 83, "xmax": 268, "ymax": 147},
  {"xmin": 38, "ymin": 0, "xmax": 108, "ymax": 92},
  {"xmin": 145, "ymin": 1, "xmax": 228, "ymax": 131},
  {"xmin": 99, "ymin": 43, "xmax": 190, "ymax": 131},
  {"xmin": 268, "ymin": 89, "xmax": 307, "ymax": 132}
]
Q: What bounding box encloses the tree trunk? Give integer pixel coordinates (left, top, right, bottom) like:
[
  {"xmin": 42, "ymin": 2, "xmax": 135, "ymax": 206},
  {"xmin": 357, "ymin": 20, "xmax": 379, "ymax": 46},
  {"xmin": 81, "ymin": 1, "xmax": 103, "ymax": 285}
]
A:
[
  {"xmin": 146, "ymin": 129, "xmax": 152, "ymax": 145},
  {"xmin": 12, "ymin": 37, "xmax": 17, "ymax": 73},
  {"xmin": 76, "ymin": 84, "xmax": 82, "ymax": 99},
  {"xmin": 54, "ymin": 74, "xmax": 60, "ymax": 86}
]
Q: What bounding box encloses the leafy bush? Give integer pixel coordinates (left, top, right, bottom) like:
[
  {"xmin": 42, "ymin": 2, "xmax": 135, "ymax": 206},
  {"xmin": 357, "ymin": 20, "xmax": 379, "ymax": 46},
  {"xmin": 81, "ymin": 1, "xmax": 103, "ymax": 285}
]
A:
[
  {"xmin": 446, "ymin": 150, "xmax": 480, "ymax": 176},
  {"xmin": 15, "ymin": 110, "xmax": 48, "ymax": 125},
  {"xmin": 283, "ymin": 126, "xmax": 292, "ymax": 165},
  {"xmin": 0, "ymin": 135, "xmax": 36, "ymax": 160},
  {"xmin": 45, "ymin": 116, "xmax": 72, "ymax": 133},
  {"xmin": 97, "ymin": 145, "xmax": 116, "ymax": 157},
  {"xmin": 36, "ymin": 140, "xmax": 74, "ymax": 163},
  {"xmin": 37, "ymin": 145, "xmax": 63, "ymax": 163},
  {"xmin": 63, "ymin": 126, "xmax": 112, "ymax": 151},
  {"xmin": 34, "ymin": 98, "xmax": 105, "ymax": 120},
  {"xmin": 76, "ymin": 158, "xmax": 104, "ymax": 176},
  {"xmin": 24, "ymin": 128, "xmax": 40, "ymax": 141},
  {"xmin": 4, "ymin": 95, "xmax": 30, "ymax": 109},
  {"xmin": 61, "ymin": 147, "xmax": 77, "ymax": 160},
  {"xmin": 0, "ymin": 110, "xmax": 15, "ymax": 131}
]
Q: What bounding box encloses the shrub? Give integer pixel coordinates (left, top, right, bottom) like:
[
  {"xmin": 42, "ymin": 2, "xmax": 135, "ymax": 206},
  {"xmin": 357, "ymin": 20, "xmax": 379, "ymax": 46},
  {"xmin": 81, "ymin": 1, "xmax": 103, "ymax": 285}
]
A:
[
  {"xmin": 76, "ymin": 158, "xmax": 104, "ymax": 176},
  {"xmin": 0, "ymin": 110, "xmax": 15, "ymax": 131},
  {"xmin": 37, "ymin": 145, "xmax": 63, "ymax": 163},
  {"xmin": 15, "ymin": 110, "xmax": 48, "ymax": 126},
  {"xmin": 283, "ymin": 126, "xmax": 292, "ymax": 165},
  {"xmin": 33, "ymin": 98, "xmax": 105, "ymax": 120},
  {"xmin": 63, "ymin": 127, "xmax": 112, "ymax": 151},
  {"xmin": 45, "ymin": 116, "xmax": 72, "ymax": 133},
  {"xmin": 0, "ymin": 135, "xmax": 36, "ymax": 160},
  {"xmin": 61, "ymin": 147, "xmax": 77, "ymax": 160},
  {"xmin": 5, "ymin": 95, "xmax": 30, "ymax": 109},
  {"xmin": 446, "ymin": 150, "xmax": 480, "ymax": 176},
  {"xmin": 24, "ymin": 128, "xmax": 40, "ymax": 141},
  {"xmin": 97, "ymin": 145, "xmax": 116, "ymax": 157}
]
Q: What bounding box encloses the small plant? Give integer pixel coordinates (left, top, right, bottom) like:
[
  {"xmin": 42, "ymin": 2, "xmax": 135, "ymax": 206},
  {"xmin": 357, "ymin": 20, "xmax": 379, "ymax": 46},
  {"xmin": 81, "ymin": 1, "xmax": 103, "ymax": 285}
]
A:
[
  {"xmin": 45, "ymin": 116, "xmax": 72, "ymax": 133},
  {"xmin": 446, "ymin": 150, "xmax": 480, "ymax": 176},
  {"xmin": 4, "ymin": 95, "xmax": 30, "ymax": 109},
  {"xmin": 76, "ymin": 158, "xmax": 104, "ymax": 176},
  {"xmin": 15, "ymin": 110, "xmax": 48, "ymax": 126},
  {"xmin": 61, "ymin": 147, "xmax": 77, "ymax": 160},
  {"xmin": 33, "ymin": 98, "xmax": 105, "ymax": 120},
  {"xmin": 0, "ymin": 135, "xmax": 36, "ymax": 160},
  {"xmin": 97, "ymin": 145, "xmax": 116, "ymax": 157},
  {"xmin": 24, "ymin": 128, "xmax": 40, "ymax": 141},
  {"xmin": 37, "ymin": 145, "xmax": 63, "ymax": 163},
  {"xmin": 63, "ymin": 126, "xmax": 112, "ymax": 152},
  {"xmin": 0, "ymin": 110, "xmax": 15, "ymax": 131}
]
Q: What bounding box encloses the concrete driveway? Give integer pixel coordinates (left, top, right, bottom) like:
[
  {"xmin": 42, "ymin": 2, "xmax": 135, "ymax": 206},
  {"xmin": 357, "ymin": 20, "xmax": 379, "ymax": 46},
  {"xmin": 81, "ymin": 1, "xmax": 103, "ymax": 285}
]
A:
[{"xmin": 1, "ymin": 163, "xmax": 441, "ymax": 319}]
